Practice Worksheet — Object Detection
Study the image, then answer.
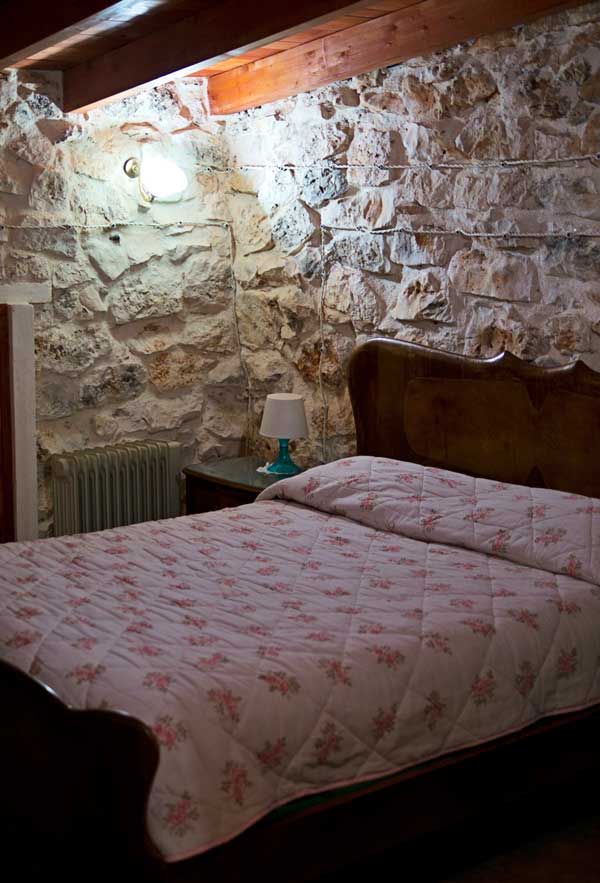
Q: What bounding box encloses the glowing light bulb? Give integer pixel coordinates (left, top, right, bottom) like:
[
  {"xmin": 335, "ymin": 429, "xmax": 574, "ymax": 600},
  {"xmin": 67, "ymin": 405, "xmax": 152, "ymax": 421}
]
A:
[{"xmin": 139, "ymin": 156, "xmax": 188, "ymax": 199}]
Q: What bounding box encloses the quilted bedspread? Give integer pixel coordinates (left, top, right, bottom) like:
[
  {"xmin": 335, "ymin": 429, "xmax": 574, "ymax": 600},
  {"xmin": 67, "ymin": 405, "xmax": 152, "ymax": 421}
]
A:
[{"xmin": 1, "ymin": 456, "xmax": 600, "ymax": 862}]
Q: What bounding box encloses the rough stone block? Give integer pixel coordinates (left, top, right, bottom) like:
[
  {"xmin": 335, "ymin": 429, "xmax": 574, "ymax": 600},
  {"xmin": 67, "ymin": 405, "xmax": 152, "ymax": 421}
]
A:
[
  {"xmin": 300, "ymin": 162, "xmax": 347, "ymax": 207},
  {"xmin": 148, "ymin": 347, "xmax": 215, "ymax": 392},
  {"xmin": 12, "ymin": 226, "xmax": 78, "ymax": 259},
  {"xmin": 390, "ymin": 231, "xmax": 464, "ymax": 267},
  {"xmin": 35, "ymin": 326, "xmax": 112, "ymax": 374},
  {"xmin": 109, "ymin": 274, "xmax": 184, "ymax": 324},
  {"xmin": 392, "ymin": 268, "xmax": 452, "ymax": 322},
  {"xmin": 230, "ymin": 194, "xmax": 272, "ymax": 255},
  {"xmin": 245, "ymin": 350, "xmax": 291, "ymax": 387},
  {"xmin": 449, "ymin": 248, "xmax": 541, "ymax": 302},
  {"xmin": 549, "ymin": 311, "xmax": 593, "ymax": 354},
  {"xmin": 271, "ymin": 201, "xmax": 316, "ymax": 254},
  {"xmin": 324, "ymin": 232, "xmax": 387, "ymax": 273},
  {"xmin": 0, "ymin": 151, "xmax": 32, "ymax": 195},
  {"xmin": 324, "ymin": 263, "xmax": 397, "ymax": 330},
  {"xmin": 347, "ymin": 123, "xmax": 405, "ymax": 167},
  {"xmin": 182, "ymin": 313, "xmax": 237, "ymax": 353},
  {"xmin": 80, "ymin": 362, "xmax": 147, "ymax": 407},
  {"xmin": 542, "ymin": 237, "xmax": 600, "ymax": 282},
  {"xmin": 236, "ymin": 289, "xmax": 281, "ymax": 350},
  {"xmin": 85, "ymin": 234, "xmax": 131, "ymax": 282}
]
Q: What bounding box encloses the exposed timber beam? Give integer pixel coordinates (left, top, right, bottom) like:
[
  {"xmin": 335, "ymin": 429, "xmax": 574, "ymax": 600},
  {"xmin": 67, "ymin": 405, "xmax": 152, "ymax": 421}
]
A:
[
  {"xmin": 0, "ymin": 1, "xmax": 145, "ymax": 69},
  {"xmin": 207, "ymin": 0, "xmax": 584, "ymax": 115},
  {"xmin": 61, "ymin": 0, "xmax": 374, "ymax": 113}
]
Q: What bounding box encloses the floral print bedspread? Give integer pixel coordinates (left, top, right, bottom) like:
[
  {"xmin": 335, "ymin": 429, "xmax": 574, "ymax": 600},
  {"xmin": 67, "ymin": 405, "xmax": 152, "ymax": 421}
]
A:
[
  {"xmin": 259, "ymin": 457, "xmax": 600, "ymax": 584},
  {"xmin": 0, "ymin": 457, "xmax": 598, "ymax": 862}
]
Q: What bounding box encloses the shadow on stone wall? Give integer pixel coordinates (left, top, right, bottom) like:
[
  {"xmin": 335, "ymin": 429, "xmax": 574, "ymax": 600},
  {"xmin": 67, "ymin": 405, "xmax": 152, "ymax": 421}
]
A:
[{"xmin": 4, "ymin": 0, "xmax": 600, "ymax": 533}]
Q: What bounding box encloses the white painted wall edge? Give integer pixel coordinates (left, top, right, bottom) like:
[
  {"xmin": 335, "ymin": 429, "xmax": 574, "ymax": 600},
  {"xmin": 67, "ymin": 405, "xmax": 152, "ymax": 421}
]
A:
[
  {"xmin": 9, "ymin": 304, "xmax": 38, "ymax": 541},
  {"xmin": 0, "ymin": 282, "xmax": 51, "ymax": 305}
]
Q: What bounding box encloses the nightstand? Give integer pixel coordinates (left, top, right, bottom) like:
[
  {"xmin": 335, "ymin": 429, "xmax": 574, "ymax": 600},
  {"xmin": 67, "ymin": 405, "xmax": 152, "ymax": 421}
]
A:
[{"xmin": 184, "ymin": 456, "xmax": 286, "ymax": 515}]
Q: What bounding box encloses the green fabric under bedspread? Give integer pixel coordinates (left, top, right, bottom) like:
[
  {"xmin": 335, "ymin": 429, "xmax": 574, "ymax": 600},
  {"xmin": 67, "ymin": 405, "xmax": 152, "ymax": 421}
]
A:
[{"xmin": 270, "ymin": 778, "xmax": 377, "ymax": 820}]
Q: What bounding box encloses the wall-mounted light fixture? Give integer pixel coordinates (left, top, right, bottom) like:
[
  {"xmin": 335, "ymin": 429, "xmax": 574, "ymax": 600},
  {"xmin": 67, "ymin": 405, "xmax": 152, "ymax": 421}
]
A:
[{"xmin": 123, "ymin": 155, "xmax": 188, "ymax": 203}]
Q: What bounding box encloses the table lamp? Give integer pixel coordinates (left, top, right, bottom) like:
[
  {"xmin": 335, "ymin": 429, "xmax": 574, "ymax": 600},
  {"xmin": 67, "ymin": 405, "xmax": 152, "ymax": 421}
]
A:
[{"xmin": 259, "ymin": 393, "xmax": 308, "ymax": 475}]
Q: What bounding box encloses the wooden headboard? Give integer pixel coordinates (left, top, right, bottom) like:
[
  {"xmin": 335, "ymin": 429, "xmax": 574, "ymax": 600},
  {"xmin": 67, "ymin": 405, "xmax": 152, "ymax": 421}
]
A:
[{"xmin": 348, "ymin": 338, "xmax": 600, "ymax": 498}]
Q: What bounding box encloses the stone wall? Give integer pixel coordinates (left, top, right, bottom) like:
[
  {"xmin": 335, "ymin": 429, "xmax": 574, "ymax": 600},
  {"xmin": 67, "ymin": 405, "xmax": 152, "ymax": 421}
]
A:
[
  {"xmin": 0, "ymin": 72, "xmax": 243, "ymax": 534},
  {"xmin": 222, "ymin": 0, "xmax": 600, "ymax": 467},
  {"xmin": 3, "ymin": 1, "xmax": 600, "ymax": 533}
]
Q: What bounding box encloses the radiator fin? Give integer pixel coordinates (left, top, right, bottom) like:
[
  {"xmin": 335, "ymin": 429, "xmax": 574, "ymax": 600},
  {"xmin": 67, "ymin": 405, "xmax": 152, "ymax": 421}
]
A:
[{"xmin": 51, "ymin": 441, "xmax": 181, "ymax": 536}]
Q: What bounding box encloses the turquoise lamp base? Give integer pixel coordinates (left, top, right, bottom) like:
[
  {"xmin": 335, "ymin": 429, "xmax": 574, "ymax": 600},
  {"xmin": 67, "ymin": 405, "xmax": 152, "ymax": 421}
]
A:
[{"xmin": 266, "ymin": 439, "xmax": 302, "ymax": 476}]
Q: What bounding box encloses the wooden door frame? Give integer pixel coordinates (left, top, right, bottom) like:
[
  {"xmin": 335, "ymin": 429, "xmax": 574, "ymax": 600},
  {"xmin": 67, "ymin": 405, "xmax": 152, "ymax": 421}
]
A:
[
  {"xmin": 0, "ymin": 305, "xmax": 15, "ymax": 543},
  {"xmin": 0, "ymin": 302, "xmax": 38, "ymax": 543}
]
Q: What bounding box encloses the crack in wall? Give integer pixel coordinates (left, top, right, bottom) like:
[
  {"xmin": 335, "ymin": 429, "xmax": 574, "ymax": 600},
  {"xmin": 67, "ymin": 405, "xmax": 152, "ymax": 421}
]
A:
[
  {"xmin": 226, "ymin": 221, "xmax": 253, "ymax": 457},
  {"xmin": 318, "ymin": 224, "xmax": 329, "ymax": 464}
]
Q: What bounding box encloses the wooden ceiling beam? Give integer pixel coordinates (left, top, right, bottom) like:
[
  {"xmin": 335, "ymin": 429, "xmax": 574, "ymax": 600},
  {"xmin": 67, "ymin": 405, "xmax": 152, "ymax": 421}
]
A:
[
  {"xmin": 207, "ymin": 0, "xmax": 584, "ymax": 115},
  {"xmin": 61, "ymin": 0, "xmax": 375, "ymax": 113},
  {"xmin": 0, "ymin": 1, "xmax": 149, "ymax": 69}
]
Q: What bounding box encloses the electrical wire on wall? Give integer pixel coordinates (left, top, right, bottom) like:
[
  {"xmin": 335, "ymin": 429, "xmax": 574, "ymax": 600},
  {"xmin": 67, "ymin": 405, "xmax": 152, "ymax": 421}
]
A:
[{"xmin": 3, "ymin": 148, "xmax": 600, "ymax": 465}]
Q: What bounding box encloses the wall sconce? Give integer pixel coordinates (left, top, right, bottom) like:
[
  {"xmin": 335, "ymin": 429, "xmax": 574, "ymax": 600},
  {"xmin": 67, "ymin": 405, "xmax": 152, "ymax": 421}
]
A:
[{"xmin": 123, "ymin": 155, "xmax": 188, "ymax": 203}]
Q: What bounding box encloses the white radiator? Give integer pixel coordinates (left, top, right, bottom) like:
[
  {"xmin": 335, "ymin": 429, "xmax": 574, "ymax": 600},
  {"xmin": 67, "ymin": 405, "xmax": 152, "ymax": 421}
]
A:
[{"xmin": 51, "ymin": 441, "xmax": 182, "ymax": 536}]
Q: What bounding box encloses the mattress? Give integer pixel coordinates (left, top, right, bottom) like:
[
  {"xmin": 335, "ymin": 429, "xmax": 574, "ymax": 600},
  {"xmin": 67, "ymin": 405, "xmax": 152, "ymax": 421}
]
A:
[{"xmin": 1, "ymin": 456, "xmax": 599, "ymax": 862}]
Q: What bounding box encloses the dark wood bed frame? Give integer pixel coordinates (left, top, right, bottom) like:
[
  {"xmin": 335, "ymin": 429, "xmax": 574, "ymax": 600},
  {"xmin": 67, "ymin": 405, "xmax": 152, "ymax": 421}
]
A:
[{"xmin": 3, "ymin": 338, "xmax": 600, "ymax": 882}]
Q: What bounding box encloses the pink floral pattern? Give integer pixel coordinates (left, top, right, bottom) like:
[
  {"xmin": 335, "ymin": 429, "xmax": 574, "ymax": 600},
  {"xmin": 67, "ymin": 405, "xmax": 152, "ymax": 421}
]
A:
[
  {"xmin": 259, "ymin": 670, "xmax": 301, "ymax": 697},
  {"xmin": 449, "ymin": 598, "xmax": 475, "ymax": 610},
  {"xmin": 557, "ymin": 648, "xmax": 578, "ymax": 678},
  {"xmin": 313, "ymin": 722, "xmax": 343, "ymax": 764},
  {"xmin": 548, "ymin": 599, "xmax": 581, "ymax": 615},
  {"xmin": 471, "ymin": 670, "xmax": 497, "ymax": 705},
  {"xmin": 424, "ymin": 690, "xmax": 446, "ymax": 730},
  {"xmin": 208, "ymin": 688, "xmax": 242, "ymax": 723},
  {"xmin": 368, "ymin": 644, "xmax": 405, "ymax": 670},
  {"xmin": 5, "ymin": 629, "xmax": 41, "ymax": 648},
  {"xmin": 1, "ymin": 455, "xmax": 600, "ymax": 863},
  {"xmin": 508, "ymin": 608, "xmax": 540, "ymax": 631},
  {"xmin": 257, "ymin": 737, "xmax": 287, "ymax": 770},
  {"xmin": 372, "ymin": 704, "xmax": 398, "ymax": 741},
  {"xmin": 221, "ymin": 762, "xmax": 252, "ymax": 807},
  {"xmin": 424, "ymin": 632, "xmax": 452, "ymax": 655},
  {"xmin": 491, "ymin": 530, "xmax": 511, "ymax": 555},
  {"xmin": 461, "ymin": 618, "xmax": 496, "ymax": 638},
  {"xmin": 464, "ymin": 507, "xmax": 495, "ymax": 523},
  {"xmin": 563, "ymin": 555, "xmax": 583, "ymax": 578},
  {"xmin": 143, "ymin": 672, "xmax": 171, "ymax": 692},
  {"xmin": 14, "ymin": 606, "xmax": 41, "ymax": 621},
  {"xmin": 67, "ymin": 663, "xmax": 105, "ymax": 685},
  {"xmin": 515, "ymin": 660, "xmax": 536, "ymax": 697},
  {"xmin": 163, "ymin": 791, "xmax": 200, "ymax": 837},
  {"xmin": 318, "ymin": 658, "xmax": 352, "ymax": 686},
  {"xmin": 535, "ymin": 527, "xmax": 567, "ymax": 546},
  {"xmin": 153, "ymin": 715, "xmax": 188, "ymax": 750}
]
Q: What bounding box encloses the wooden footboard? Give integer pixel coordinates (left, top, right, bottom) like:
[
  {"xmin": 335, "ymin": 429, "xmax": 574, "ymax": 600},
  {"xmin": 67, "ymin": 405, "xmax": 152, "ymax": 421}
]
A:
[
  {"xmin": 6, "ymin": 645, "xmax": 599, "ymax": 883},
  {"xmin": 0, "ymin": 659, "xmax": 163, "ymax": 882},
  {"xmin": 169, "ymin": 702, "xmax": 600, "ymax": 883}
]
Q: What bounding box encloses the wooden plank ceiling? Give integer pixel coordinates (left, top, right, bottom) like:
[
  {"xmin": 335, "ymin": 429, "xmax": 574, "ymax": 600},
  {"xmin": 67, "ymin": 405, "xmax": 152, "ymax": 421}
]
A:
[{"xmin": 0, "ymin": 0, "xmax": 586, "ymax": 115}]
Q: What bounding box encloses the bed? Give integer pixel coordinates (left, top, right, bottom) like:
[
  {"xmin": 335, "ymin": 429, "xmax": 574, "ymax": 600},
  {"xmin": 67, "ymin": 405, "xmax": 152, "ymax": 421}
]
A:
[{"xmin": 2, "ymin": 338, "xmax": 600, "ymax": 882}]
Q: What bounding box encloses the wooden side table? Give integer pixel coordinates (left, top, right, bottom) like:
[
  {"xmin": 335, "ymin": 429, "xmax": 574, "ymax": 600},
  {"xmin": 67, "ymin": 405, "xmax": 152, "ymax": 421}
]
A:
[{"xmin": 184, "ymin": 456, "xmax": 286, "ymax": 515}]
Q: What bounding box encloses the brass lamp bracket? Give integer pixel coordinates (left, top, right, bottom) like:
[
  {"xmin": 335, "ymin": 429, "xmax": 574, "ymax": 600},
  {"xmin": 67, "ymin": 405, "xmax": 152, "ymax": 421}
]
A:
[{"xmin": 123, "ymin": 157, "xmax": 153, "ymax": 203}]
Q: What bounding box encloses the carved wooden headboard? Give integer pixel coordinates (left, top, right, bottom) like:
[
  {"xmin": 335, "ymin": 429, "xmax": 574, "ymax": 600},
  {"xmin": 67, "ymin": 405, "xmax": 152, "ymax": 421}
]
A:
[{"xmin": 347, "ymin": 338, "xmax": 600, "ymax": 498}]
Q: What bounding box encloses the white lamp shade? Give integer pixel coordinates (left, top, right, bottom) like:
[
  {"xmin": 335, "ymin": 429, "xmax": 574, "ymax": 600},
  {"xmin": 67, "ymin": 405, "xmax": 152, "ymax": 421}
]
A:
[{"xmin": 259, "ymin": 394, "xmax": 308, "ymax": 440}]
